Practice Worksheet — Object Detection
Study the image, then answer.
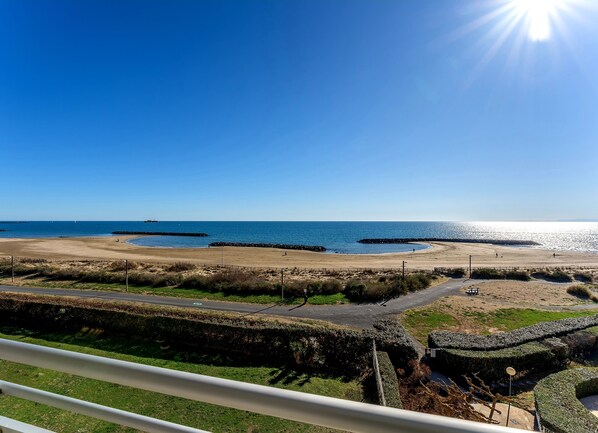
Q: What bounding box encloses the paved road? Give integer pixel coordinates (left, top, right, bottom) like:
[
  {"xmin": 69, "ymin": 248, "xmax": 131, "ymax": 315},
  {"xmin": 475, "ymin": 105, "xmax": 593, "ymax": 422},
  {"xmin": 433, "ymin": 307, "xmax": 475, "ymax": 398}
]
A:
[{"xmin": 0, "ymin": 278, "xmax": 473, "ymax": 328}]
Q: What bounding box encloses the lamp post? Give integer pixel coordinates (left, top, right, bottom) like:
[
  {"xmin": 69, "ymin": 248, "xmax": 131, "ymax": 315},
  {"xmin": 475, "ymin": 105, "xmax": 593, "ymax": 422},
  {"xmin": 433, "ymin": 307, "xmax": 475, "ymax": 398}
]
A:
[
  {"xmin": 469, "ymin": 255, "xmax": 472, "ymax": 278},
  {"xmin": 506, "ymin": 366, "xmax": 516, "ymax": 426},
  {"xmin": 281, "ymin": 268, "xmax": 285, "ymax": 301},
  {"xmin": 124, "ymin": 259, "xmax": 129, "ymax": 293}
]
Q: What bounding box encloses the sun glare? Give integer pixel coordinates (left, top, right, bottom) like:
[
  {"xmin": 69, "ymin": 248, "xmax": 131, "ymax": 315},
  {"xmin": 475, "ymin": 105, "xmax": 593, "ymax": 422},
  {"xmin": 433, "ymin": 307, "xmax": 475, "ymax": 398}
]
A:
[{"xmin": 512, "ymin": 0, "xmax": 562, "ymax": 41}]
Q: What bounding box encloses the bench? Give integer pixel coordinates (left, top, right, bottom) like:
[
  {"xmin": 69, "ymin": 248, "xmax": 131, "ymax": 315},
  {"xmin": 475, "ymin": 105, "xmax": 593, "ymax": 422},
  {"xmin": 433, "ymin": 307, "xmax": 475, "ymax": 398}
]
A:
[{"xmin": 466, "ymin": 287, "xmax": 479, "ymax": 296}]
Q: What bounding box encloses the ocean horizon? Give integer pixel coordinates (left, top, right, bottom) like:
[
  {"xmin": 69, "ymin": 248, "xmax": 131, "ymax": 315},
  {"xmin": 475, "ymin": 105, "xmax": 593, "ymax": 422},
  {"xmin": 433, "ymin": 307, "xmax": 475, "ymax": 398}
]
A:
[{"xmin": 1, "ymin": 221, "xmax": 597, "ymax": 254}]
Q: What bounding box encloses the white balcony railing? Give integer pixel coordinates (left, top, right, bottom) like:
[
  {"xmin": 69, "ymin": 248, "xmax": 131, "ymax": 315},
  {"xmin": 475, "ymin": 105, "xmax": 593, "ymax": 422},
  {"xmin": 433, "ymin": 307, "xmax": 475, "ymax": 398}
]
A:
[{"xmin": 0, "ymin": 338, "xmax": 521, "ymax": 433}]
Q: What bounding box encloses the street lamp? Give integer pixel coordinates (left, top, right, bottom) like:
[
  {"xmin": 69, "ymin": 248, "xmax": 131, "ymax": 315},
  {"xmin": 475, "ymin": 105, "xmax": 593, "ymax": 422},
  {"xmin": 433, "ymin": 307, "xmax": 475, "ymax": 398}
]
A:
[
  {"xmin": 281, "ymin": 268, "xmax": 285, "ymax": 301},
  {"xmin": 506, "ymin": 366, "xmax": 516, "ymax": 426}
]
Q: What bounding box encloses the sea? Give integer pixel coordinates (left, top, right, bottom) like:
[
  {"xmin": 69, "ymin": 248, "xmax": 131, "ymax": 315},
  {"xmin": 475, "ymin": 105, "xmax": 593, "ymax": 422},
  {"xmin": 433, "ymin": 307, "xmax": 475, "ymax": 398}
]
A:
[{"xmin": 1, "ymin": 221, "xmax": 597, "ymax": 255}]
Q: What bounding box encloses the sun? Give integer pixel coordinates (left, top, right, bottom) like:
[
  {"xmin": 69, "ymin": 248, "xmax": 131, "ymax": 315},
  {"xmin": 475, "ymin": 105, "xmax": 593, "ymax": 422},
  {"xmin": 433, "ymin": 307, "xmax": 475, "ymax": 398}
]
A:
[{"xmin": 511, "ymin": 0, "xmax": 564, "ymax": 41}]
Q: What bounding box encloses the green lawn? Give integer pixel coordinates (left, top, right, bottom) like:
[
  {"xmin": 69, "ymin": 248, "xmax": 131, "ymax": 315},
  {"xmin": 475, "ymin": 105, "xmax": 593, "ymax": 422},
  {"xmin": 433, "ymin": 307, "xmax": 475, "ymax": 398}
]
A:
[
  {"xmin": 400, "ymin": 309, "xmax": 459, "ymax": 344},
  {"xmin": 401, "ymin": 307, "xmax": 598, "ymax": 345},
  {"xmin": 469, "ymin": 308, "xmax": 598, "ymax": 332},
  {"xmin": 0, "ymin": 277, "xmax": 349, "ymax": 305},
  {"xmin": 0, "ymin": 326, "xmax": 362, "ymax": 433}
]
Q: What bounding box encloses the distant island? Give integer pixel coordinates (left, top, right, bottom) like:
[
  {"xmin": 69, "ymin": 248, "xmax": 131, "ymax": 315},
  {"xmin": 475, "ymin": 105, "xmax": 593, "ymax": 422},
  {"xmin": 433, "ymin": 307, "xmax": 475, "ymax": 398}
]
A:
[
  {"xmin": 209, "ymin": 242, "xmax": 326, "ymax": 252},
  {"xmin": 112, "ymin": 231, "xmax": 208, "ymax": 237},
  {"xmin": 144, "ymin": 220, "xmax": 159, "ymax": 223},
  {"xmin": 358, "ymin": 238, "xmax": 540, "ymax": 246}
]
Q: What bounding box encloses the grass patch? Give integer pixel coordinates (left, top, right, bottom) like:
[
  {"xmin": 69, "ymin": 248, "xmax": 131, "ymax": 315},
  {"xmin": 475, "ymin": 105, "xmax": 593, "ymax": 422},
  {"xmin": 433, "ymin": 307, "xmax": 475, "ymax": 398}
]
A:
[
  {"xmin": 401, "ymin": 309, "xmax": 459, "ymax": 344},
  {"xmin": 401, "ymin": 306, "xmax": 598, "ymax": 345},
  {"xmin": 478, "ymin": 309, "xmax": 598, "ymax": 332},
  {"xmin": 0, "ymin": 325, "xmax": 362, "ymax": 433}
]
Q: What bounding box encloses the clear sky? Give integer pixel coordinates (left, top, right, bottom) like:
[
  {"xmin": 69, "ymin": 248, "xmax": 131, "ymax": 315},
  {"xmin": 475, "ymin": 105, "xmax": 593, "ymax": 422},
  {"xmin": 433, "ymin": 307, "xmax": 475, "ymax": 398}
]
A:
[{"xmin": 1, "ymin": 0, "xmax": 597, "ymax": 221}]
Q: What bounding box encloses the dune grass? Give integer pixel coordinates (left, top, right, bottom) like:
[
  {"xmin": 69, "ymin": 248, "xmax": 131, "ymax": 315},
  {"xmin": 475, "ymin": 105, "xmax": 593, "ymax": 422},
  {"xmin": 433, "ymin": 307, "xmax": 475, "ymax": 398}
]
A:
[{"xmin": 0, "ymin": 325, "xmax": 362, "ymax": 433}]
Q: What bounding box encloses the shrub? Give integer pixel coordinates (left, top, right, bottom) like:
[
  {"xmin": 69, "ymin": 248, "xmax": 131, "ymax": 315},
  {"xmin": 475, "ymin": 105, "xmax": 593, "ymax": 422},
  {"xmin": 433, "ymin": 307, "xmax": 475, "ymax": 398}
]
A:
[
  {"xmin": 435, "ymin": 342, "xmax": 557, "ymax": 381},
  {"xmin": 535, "ymin": 368, "xmax": 598, "ymax": 433},
  {"xmin": 574, "ymin": 272, "xmax": 594, "ymax": 283},
  {"xmin": 18, "ymin": 258, "xmax": 47, "ymax": 264},
  {"xmin": 470, "ymin": 268, "xmax": 530, "ymax": 281},
  {"xmin": 559, "ymin": 330, "xmax": 598, "ymax": 359},
  {"xmin": 533, "ymin": 269, "xmax": 573, "ymax": 283},
  {"xmin": 108, "ymin": 260, "xmax": 137, "ymax": 272},
  {"xmin": 166, "ymin": 262, "xmax": 196, "ymax": 272},
  {"xmin": 449, "ymin": 268, "xmax": 467, "ymax": 278},
  {"xmin": 180, "ymin": 274, "xmax": 211, "ymax": 290},
  {"xmin": 375, "ymin": 351, "xmax": 402, "ymax": 409},
  {"xmin": 504, "ymin": 270, "xmax": 531, "ymax": 281},
  {"xmin": 373, "ymin": 319, "xmax": 421, "ymax": 367},
  {"xmin": 471, "ymin": 268, "xmax": 505, "ymax": 279},
  {"xmin": 208, "ymin": 269, "xmax": 273, "ymax": 295},
  {"xmin": 429, "ymin": 315, "xmax": 598, "ymax": 350},
  {"xmin": 344, "ymin": 280, "xmax": 368, "ymax": 301},
  {"xmin": 289, "ymin": 279, "xmax": 344, "ymax": 297},
  {"xmin": 567, "ymin": 285, "xmax": 598, "ymax": 302}
]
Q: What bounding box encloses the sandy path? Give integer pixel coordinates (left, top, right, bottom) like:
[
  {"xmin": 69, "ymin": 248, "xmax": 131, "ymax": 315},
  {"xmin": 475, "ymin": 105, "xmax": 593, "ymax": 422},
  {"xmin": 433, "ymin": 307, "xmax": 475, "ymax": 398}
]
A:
[{"xmin": 0, "ymin": 236, "xmax": 596, "ymax": 269}]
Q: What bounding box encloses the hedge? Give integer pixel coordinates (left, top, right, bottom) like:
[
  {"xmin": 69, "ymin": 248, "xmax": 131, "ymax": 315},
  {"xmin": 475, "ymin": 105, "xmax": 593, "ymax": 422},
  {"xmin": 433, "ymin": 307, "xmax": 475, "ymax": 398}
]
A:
[
  {"xmin": 435, "ymin": 342, "xmax": 558, "ymax": 381},
  {"xmin": 375, "ymin": 351, "xmax": 402, "ymax": 409},
  {"xmin": 534, "ymin": 368, "xmax": 598, "ymax": 433},
  {"xmin": 0, "ymin": 294, "xmax": 421, "ymax": 378},
  {"xmin": 429, "ymin": 315, "xmax": 598, "ymax": 351},
  {"xmin": 373, "ymin": 319, "xmax": 421, "ymax": 367},
  {"xmin": 0, "ymin": 294, "xmax": 371, "ymax": 377}
]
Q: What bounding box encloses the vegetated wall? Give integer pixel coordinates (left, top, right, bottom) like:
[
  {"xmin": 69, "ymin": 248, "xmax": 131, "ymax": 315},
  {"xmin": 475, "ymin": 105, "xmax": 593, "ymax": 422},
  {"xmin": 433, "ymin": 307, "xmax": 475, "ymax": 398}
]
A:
[
  {"xmin": 374, "ymin": 350, "xmax": 403, "ymax": 409},
  {"xmin": 0, "ymin": 294, "xmax": 420, "ymax": 378},
  {"xmin": 534, "ymin": 368, "xmax": 598, "ymax": 433},
  {"xmin": 374, "ymin": 319, "xmax": 421, "ymax": 366},
  {"xmin": 436, "ymin": 343, "xmax": 563, "ymax": 381},
  {"xmin": 429, "ymin": 315, "xmax": 598, "ymax": 350},
  {"xmin": 429, "ymin": 316, "xmax": 598, "ymax": 381}
]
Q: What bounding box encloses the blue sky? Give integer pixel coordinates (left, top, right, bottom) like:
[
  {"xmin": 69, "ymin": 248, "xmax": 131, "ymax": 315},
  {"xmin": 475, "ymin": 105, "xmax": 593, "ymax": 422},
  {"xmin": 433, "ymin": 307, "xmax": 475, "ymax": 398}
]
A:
[{"xmin": 1, "ymin": 0, "xmax": 597, "ymax": 221}]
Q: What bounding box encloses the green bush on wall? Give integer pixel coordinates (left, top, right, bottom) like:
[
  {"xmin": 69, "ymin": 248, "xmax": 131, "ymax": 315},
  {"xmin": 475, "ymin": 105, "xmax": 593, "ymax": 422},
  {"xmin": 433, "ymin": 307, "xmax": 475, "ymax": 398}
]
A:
[
  {"xmin": 0, "ymin": 294, "xmax": 422, "ymax": 378},
  {"xmin": 535, "ymin": 368, "xmax": 598, "ymax": 433},
  {"xmin": 435, "ymin": 342, "xmax": 558, "ymax": 381},
  {"xmin": 429, "ymin": 315, "xmax": 598, "ymax": 351},
  {"xmin": 375, "ymin": 351, "xmax": 403, "ymax": 409}
]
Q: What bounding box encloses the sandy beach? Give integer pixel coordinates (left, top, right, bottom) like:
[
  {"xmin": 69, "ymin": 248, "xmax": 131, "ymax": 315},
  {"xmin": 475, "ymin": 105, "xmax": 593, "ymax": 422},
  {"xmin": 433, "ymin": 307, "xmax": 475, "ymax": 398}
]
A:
[{"xmin": 0, "ymin": 236, "xmax": 596, "ymax": 269}]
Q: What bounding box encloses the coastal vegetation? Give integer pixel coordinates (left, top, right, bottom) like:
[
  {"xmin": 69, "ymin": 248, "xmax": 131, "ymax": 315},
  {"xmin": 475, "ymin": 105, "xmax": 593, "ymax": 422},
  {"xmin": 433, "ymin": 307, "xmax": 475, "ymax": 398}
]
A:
[
  {"xmin": 532, "ymin": 269, "xmax": 574, "ymax": 282},
  {"xmin": 567, "ymin": 284, "xmax": 598, "ymax": 302},
  {"xmin": 0, "ymin": 259, "xmax": 436, "ymax": 303},
  {"xmin": 471, "ymin": 267, "xmax": 531, "ymax": 280}
]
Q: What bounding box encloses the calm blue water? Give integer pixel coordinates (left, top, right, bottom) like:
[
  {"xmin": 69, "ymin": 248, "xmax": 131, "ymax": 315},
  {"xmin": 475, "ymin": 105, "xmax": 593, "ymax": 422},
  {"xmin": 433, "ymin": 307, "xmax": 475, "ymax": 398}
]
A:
[{"xmin": 0, "ymin": 221, "xmax": 597, "ymax": 254}]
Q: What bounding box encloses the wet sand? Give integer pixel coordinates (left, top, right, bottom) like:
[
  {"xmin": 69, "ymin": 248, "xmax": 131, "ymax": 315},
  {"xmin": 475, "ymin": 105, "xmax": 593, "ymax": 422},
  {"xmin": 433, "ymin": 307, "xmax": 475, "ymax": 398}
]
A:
[{"xmin": 0, "ymin": 236, "xmax": 596, "ymax": 269}]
